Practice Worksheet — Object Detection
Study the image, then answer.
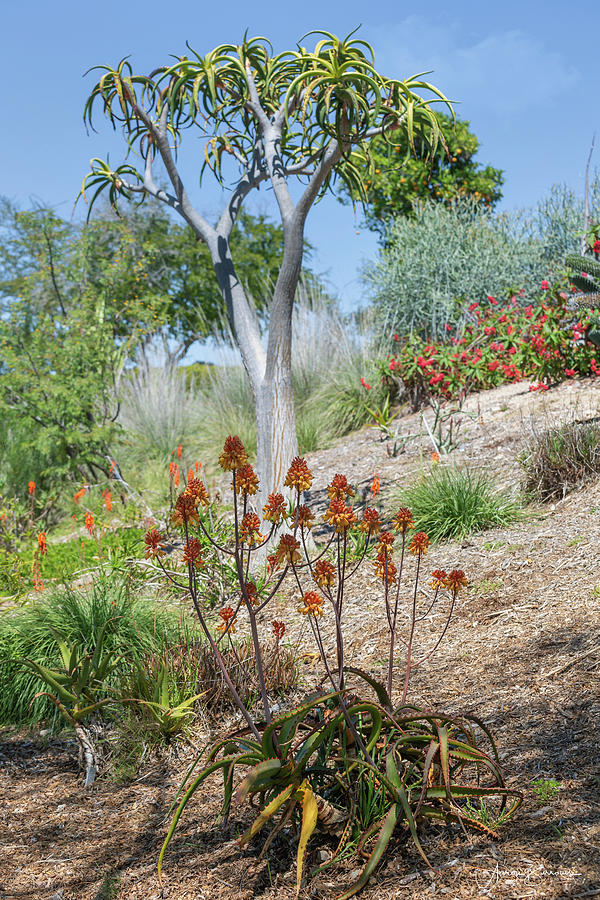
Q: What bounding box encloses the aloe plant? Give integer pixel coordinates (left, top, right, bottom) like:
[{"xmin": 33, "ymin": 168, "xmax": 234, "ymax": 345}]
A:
[
  {"xmin": 151, "ymin": 439, "xmax": 523, "ymax": 898},
  {"xmin": 19, "ymin": 623, "xmax": 120, "ymax": 786},
  {"xmin": 126, "ymin": 659, "xmax": 205, "ymax": 741}
]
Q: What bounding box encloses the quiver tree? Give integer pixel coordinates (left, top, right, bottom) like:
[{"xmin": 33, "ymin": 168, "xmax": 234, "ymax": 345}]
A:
[{"xmin": 81, "ymin": 30, "xmax": 450, "ymax": 501}]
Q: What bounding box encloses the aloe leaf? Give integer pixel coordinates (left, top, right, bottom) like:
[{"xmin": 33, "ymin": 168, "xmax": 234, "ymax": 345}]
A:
[
  {"xmin": 296, "ymin": 781, "xmax": 318, "ymax": 897},
  {"xmin": 239, "ymin": 784, "xmax": 296, "ymax": 846},
  {"xmin": 335, "ymin": 803, "xmax": 399, "ymax": 900},
  {"xmin": 234, "ymin": 757, "xmax": 282, "ymax": 803},
  {"xmin": 345, "ymin": 666, "xmax": 392, "ymax": 709},
  {"xmin": 158, "ymin": 757, "xmax": 238, "ymax": 879},
  {"xmin": 20, "ymin": 659, "xmax": 78, "ymax": 707}
]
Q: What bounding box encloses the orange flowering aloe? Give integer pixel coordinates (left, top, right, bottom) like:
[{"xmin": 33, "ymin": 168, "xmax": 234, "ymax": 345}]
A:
[
  {"xmin": 298, "ymin": 590, "xmax": 324, "ymax": 617},
  {"xmin": 284, "ymin": 456, "xmax": 313, "ymax": 492},
  {"xmin": 153, "ymin": 438, "xmax": 522, "ymax": 900},
  {"xmin": 393, "ymin": 507, "xmax": 414, "ymax": 534},
  {"xmin": 275, "ymin": 533, "xmax": 301, "ymax": 565},
  {"xmin": 327, "ymin": 473, "xmax": 354, "ymax": 501},
  {"xmin": 171, "ymin": 493, "xmax": 200, "ymax": 528},
  {"xmin": 183, "ymin": 538, "xmax": 204, "ymax": 568},
  {"xmin": 409, "ymin": 531, "xmax": 430, "ymax": 556},
  {"xmin": 272, "ymin": 620, "xmax": 286, "ymax": 640},
  {"xmin": 217, "ymin": 606, "xmax": 237, "ymax": 633},
  {"xmin": 234, "ymin": 463, "xmax": 259, "ymax": 495},
  {"xmin": 294, "ymin": 504, "xmax": 315, "ymax": 530},
  {"xmin": 323, "ymin": 499, "xmax": 356, "ymax": 533},
  {"xmin": 145, "ymin": 528, "xmax": 166, "ymax": 559},
  {"xmin": 239, "ymin": 513, "xmax": 263, "ymax": 546},
  {"xmin": 313, "ymin": 559, "xmax": 336, "ymax": 588},
  {"xmin": 263, "ymin": 492, "xmax": 286, "ymax": 524},
  {"xmin": 185, "ymin": 478, "xmax": 210, "ymax": 508},
  {"xmin": 360, "ymin": 507, "xmax": 381, "ymax": 536},
  {"xmin": 219, "ymin": 435, "xmax": 248, "ymax": 471}
]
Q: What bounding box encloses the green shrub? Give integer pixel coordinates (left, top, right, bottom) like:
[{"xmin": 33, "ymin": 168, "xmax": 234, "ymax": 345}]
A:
[
  {"xmin": 0, "ymin": 576, "xmax": 187, "ymax": 727},
  {"xmin": 519, "ymin": 417, "xmax": 600, "ymax": 501},
  {"xmin": 396, "ymin": 466, "xmax": 521, "ymax": 541},
  {"xmin": 364, "ymin": 196, "xmax": 546, "ymax": 341}
]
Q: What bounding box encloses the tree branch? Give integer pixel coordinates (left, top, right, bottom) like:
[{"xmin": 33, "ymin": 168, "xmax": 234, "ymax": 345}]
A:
[
  {"xmin": 216, "ymin": 143, "xmax": 269, "ymax": 239},
  {"xmin": 294, "ymin": 138, "xmax": 342, "ymax": 225}
]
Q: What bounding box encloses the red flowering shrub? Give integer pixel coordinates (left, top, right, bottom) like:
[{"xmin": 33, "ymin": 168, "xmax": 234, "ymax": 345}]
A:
[{"xmin": 383, "ymin": 278, "xmax": 599, "ymax": 406}]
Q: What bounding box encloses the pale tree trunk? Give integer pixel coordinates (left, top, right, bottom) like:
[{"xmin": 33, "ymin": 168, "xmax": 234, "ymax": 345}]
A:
[{"xmin": 209, "ymin": 232, "xmax": 300, "ymax": 508}]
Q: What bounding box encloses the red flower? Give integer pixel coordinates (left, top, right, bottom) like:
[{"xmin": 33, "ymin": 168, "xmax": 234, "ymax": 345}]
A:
[
  {"xmin": 540, "ymin": 280, "xmax": 549, "ymax": 291},
  {"xmin": 409, "ymin": 531, "xmax": 430, "ymax": 556},
  {"xmin": 84, "ymin": 513, "xmax": 95, "ymax": 535},
  {"xmin": 177, "ymin": 444, "xmax": 183, "ymax": 458},
  {"xmin": 28, "ymin": 481, "xmax": 35, "ymax": 496},
  {"xmin": 298, "ymin": 591, "xmax": 324, "ymax": 617},
  {"xmin": 327, "ymin": 474, "xmax": 354, "ymax": 501},
  {"xmin": 234, "ymin": 464, "xmax": 259, "ymax": 496},
  {"xmin": 144, "ymin": 529, "xmax": 166, "ymax": 559},
  {"xmin": 37, "ymin": 532, "xmax": 47, "ymax": 555},
  {"xmin": 564, "ymin": 368, "xmax": 576, "ymax": 377},
  {"xmin": 593, "ymin": 239, "xmax": 600, "ymax": 254},
  {"xmin": 487, "ymin": 296, "xmax": 498, "ymax": 305},
  {"xmin": 360, "ymin": 507, "xmax": 381, "ymax": 535},
  {"xmin": 393, "ymin": 508, "xmax": 413, "ymax": 534},
  {"xmin": 217, "ymin": 606, "xmax": 237, "ymax": 634},
  {"xmin": 239, "ymin": 513, "xmax": 264, "ymax": 546},
  {"xmin": 183, "ymin": 537, "xmax": 204, "ymax": 568},
  {"xmin": 285, "ymin": 457, "xmax": 313, "ymax": 492},
  {"xmin": 314, "ymin": 559, "xmax": 336, "ymax": 588},
  {"xmin": 360, "ymin": 377, "xmax": 372, "ymax": 390},
  {"xmin": 263, "ymin": 492, "xmax": 286, "ymax": 524}
]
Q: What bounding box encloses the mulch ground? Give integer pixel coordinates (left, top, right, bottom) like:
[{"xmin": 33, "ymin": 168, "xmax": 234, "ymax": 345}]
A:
[{"xmin": 2, "ymin": 378, "xmax": 600, "ymax": 900}]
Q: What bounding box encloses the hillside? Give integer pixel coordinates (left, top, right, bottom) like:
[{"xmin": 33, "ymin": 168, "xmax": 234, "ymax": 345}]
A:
[{"xmin": 1, "ymin": 377, "xmax": 599, "ymax": 900}]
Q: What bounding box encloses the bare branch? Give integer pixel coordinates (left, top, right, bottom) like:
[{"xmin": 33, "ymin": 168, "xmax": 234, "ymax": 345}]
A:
[
  {"xmin": 216, "ymin": 144, "xmax": 269, "ymax": 239},
  {"xmin": 244, "ymin": 62, "xmax": 269, "ymax": 130},
  {"xmin": 294, "ymin": 138, "xmax": 342, "ymax": 224}
]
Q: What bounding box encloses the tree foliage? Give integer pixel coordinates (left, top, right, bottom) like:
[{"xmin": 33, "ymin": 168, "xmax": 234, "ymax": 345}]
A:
[
  {"xmin": 339, "ymin": 113, "xmax": 503, "ymax": 238},
  {"xmin": 0, "ymin": 202, "xmax": 162, "ymax": 487},
  {"xmin": 79, "ymin": 30, "xmax": 451, "ymax": 496}
]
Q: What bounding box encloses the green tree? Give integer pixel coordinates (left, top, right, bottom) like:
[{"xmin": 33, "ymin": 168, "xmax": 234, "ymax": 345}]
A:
[
  {"xmin": 0, "ymin": 203, "xmax": 163, "ymax": 488},
  {"xmin": 340, "ymin": 113, "xmax": 503, "ymax": 239},
  {"xmin": 80, "ymin": 31, "xmax": 449, "ymax": 500},
  {"xmin": 96, "ymin": 204, "xmax": 296, "ymax": 358}
]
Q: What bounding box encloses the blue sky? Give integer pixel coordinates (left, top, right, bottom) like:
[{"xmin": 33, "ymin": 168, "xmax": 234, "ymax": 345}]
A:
[{"xmin": 1, "ymin": 1, "xmax": 598, "ymax": 316}]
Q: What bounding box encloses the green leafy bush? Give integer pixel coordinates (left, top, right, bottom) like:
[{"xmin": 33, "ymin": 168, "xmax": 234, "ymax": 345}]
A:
[
  {"xmin": 364, "ymin": 196, "xmax": 546, "ymax": 341},
  {"xmin": 396, "ymin": 466, "xmax": 521, "ymax": 542},
  {"xmin": 377, "ymin": 279, "xmax": 600, "ymax": 409},
  {"xmin": 0, "ymin": 527, "xmax": 146, "ymax": 598}
]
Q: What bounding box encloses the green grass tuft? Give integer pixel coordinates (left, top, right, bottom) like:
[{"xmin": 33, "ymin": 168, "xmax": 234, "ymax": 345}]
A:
[{"xmin": 396, "ymin": 466, "xmax": 521, "ymax": 542}]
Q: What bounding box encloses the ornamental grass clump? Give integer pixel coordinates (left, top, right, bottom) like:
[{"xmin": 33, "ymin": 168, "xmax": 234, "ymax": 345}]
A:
[
  {"xmin": 398, "ymin": 466, "xmax": 521, "ymax": 542},
  {"xmin": 519, "ymin": 415, "xmax": 600, "ymax": 501},
  {"xmin": 153, "ymin": 438, "xmax": 522, "ymax": 898}
]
